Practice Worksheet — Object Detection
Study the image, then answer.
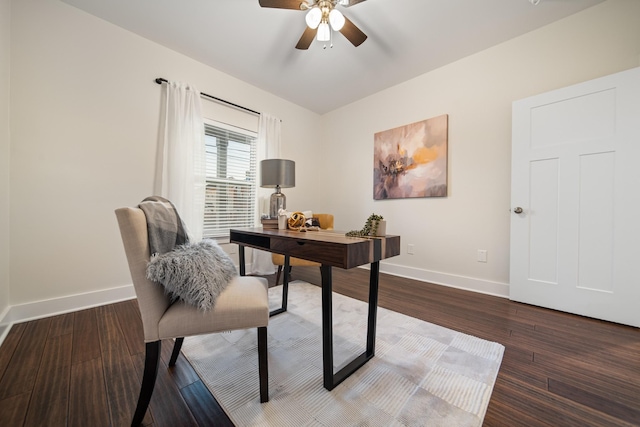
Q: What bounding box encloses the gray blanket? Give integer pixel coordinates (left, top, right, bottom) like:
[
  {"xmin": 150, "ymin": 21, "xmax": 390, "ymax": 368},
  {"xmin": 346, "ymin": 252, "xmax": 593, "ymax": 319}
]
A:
[{"xmin": 139, "ymin": 196, "xmax": 189, "ymax": 256}]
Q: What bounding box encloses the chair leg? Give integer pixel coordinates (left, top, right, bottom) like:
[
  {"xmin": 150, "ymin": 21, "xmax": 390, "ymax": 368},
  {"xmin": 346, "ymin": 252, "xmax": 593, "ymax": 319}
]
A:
[
  {"xmin": 131, "ymin": 341, "xmax": 161, "ymax": 427},
  {"xmin": 275, "ymin": 265, "xmax": 283, "ymax": 286},
  {"xmin": 169, "ymin": 337, "xmax": 184, "ymax": 367},
  {"xmin": 258, "ymin": 326, "xmax": 269, "ymax": 403}
]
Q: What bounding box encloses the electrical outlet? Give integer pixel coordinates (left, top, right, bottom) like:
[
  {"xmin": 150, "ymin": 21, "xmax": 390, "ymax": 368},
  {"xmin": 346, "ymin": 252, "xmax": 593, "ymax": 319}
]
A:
[
  {"xmin": 407, "ymin": 244, "xmax": 415, "ymax": 255},
  {"xmin": 477, "ymin": 249, "xmax": 487, "ymax": 263}
]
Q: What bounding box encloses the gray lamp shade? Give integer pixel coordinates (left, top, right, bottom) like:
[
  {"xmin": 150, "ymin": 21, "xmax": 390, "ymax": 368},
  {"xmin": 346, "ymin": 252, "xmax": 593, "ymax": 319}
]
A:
[{"xmin": 260, "ymin": 159, "xmax": 295, "ymax": 188}]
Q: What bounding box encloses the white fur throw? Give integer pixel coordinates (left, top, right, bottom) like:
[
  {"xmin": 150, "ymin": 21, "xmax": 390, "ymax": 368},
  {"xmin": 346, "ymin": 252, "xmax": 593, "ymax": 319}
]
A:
[{"xmin": 146, "ymin": 240, "xmax": 237, "ymax": 311}]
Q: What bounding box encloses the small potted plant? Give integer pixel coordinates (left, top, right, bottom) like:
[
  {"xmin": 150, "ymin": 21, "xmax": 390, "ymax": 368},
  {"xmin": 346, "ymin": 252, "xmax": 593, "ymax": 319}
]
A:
[{"xmin": 346, "ymin": 213, "xmax": 386, "ymax": 237}]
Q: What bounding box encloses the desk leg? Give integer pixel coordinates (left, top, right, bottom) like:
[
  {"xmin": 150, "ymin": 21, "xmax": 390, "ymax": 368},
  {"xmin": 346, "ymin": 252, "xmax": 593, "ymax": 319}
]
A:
[
  {"xmin": 366, "ymin": 260, "xmax": 380, "ymax": 357},
  {"xmin": 270, "ymin": 255, "xmax": 290, "ymax": 317},
  {"xmin": 238, "ymin": 245, "xmax": 246, "ymax": 276},
  {"xmin": 321, "ymin": 265, "xmax": 334, "ymax": 390},
  {"xmin": 321, "ymin": 261, "xmax": 380, "ymax": 391}
]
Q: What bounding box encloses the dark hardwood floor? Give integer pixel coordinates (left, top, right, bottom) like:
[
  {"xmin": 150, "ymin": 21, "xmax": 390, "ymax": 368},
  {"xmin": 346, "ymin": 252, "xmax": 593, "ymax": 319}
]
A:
[{"xmin": 0, "ymin": 267, "xmax": 638, "ymax": 426}]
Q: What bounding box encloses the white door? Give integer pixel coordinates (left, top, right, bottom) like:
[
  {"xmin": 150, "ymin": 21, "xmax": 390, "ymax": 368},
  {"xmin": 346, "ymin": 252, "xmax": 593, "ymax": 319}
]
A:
[{"xmin": 510, "ymin": 67, "xmax": 640, "ymax": 328}]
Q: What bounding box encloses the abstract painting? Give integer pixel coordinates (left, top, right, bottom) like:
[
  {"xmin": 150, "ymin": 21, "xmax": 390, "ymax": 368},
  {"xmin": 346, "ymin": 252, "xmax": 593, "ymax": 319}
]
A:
[{"xmin": 374, "ymin": 114, "xmax": 448, "ymax": 200}]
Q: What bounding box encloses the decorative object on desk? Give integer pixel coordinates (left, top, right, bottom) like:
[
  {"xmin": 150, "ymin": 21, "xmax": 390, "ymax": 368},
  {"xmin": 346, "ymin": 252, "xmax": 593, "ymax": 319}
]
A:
[
  {"xmin": 260, "ymin": 217, "xmax": 279, "ymax": 229},
  {"xmin": 346, "ymin": 213, "xmax": 385, "ymax": 237},
  {"xmin": 182, "ymin": 281, "xmax": 504, "ymax": 427},
  {"xmin": 261, "ymin": 159, "xmax": 295, "ymax": 218},
  {"xmin": 305, "ymin": 216, "xmax": 321, "ymax": 230},
  {"xmin": 374, "ymin": 114, "xmax": 448, "ymax": 200},
  {"xmin": 306, "ymin": 217, "xmax": 320, "ymax": 227},
  {"xmin": 287, "ymin": 211, "xmax": 306, "ymax": 230},
  {"xmin": 277, "ymin": 212, "xmax": 288, "ymax": 229}
]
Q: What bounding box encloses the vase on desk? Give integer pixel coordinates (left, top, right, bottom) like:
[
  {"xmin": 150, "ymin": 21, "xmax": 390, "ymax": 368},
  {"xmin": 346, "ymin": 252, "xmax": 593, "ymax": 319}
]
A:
[{"xmin": 371, "ymin": 220, "xmax": 386, "ymax": 237}]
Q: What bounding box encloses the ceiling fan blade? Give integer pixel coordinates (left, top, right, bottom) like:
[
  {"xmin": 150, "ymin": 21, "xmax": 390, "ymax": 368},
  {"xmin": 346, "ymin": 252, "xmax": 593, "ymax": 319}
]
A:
[
  {"xmin": 342, "ymin": 0, "xmax": 367, "ymax": 7},
  {"xmin": 339, "ymin": 16, "xmax": 367, "ymax": 47},
  {"xmin": 295, "ymin": 26, "xmax": 317, "ymax": 50},
  {"xmin": 258, "ymin": 0, "xmax": 304, "ymax": 10}
]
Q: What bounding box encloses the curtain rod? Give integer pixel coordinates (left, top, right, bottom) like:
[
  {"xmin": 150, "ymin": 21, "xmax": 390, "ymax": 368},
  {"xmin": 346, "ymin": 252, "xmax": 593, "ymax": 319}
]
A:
[{"xmin": 155, "ymin": 77, "xmax": 260, "ymax": 116}]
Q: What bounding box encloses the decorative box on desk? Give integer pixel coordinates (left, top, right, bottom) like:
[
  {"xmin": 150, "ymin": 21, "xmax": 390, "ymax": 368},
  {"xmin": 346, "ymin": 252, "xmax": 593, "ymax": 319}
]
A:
[{"xmin": 260, "ymin": 218, "xmax": 278, "ymax": 229}]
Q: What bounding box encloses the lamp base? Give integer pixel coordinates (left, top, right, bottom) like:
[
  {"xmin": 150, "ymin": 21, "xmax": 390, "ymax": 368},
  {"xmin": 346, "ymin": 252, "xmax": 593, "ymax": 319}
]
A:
[{"xmin": 270, "ymin": 191, "xmax": 286, "ymax": 218}]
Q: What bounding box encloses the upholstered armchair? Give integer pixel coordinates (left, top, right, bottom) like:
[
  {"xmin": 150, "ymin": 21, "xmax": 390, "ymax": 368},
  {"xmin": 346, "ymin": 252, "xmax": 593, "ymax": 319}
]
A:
[{"xmin": 115, "ymin": 207, "xmax": 269, "ymax": 426}]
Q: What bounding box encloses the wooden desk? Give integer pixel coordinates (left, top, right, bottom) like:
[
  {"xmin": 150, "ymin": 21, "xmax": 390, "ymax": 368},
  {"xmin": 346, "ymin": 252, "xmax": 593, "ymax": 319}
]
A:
[{"xmin": 230, "ymin": 227, "xmax": 401, "ymax": 391}]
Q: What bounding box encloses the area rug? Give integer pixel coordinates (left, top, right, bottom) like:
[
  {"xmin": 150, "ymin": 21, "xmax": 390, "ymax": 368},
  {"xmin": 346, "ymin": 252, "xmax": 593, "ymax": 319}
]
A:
[{"xmin": 181, "ymin": 281, "xmax": 505, "ymax": 426}]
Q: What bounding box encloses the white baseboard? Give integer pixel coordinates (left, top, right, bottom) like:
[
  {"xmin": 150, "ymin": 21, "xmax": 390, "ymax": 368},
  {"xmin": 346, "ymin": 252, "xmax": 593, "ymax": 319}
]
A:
[
  {"xmin": 378, "ymin": 262, "xmax": 510, "ymax": 298},
  {"xmin": 0, "ymin": 284, "xmax": 136, "ymax": 346},
  {"xmin": 252, "ymin": 258, "xmax": 509, "ymax": 297},
  {"xmin": 0, "ymin": 262, "xmax": 509, "ymax": 347},
  {"xmin": 0, "ymin": 305, "xmax": 10, "ymax": 346}
]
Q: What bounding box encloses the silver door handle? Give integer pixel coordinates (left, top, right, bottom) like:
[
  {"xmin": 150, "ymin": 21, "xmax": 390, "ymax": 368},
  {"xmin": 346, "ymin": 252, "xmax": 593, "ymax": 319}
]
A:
[{"xmin": 513, "ymin": 207, "xmax": 523, "ymax": 214}]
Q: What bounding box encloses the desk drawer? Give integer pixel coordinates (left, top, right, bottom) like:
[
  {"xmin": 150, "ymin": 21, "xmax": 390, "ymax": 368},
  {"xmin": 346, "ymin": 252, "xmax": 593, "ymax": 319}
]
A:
[
  {"xmin": 270, "ymin": 238, "xmax": 346, "ymax": 267},
  {"xmin": 230, "ymin": 231, "xmax": 270, "ymax": 250}
]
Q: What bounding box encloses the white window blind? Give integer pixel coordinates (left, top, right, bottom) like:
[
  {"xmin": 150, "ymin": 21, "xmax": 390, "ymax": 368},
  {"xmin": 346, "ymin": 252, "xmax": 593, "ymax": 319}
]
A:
[{"xmin": 203, "ymin": 121, "xmax": 257, "ymax": 239}]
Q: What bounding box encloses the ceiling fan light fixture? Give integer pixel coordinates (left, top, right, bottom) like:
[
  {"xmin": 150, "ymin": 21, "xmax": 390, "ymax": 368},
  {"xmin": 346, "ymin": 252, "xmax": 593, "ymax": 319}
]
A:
[
  {"xmin": 258, "ymin": 0, "xmax": 368, "ymax": 49},
  {"xmin": 305, "ymin": 7, "xmax": 322, "ymax": 29},
  {"xmin": 317, "ymin": 22, "xmax": 331, "ymax": 41},
  {"xmin": 328, "ymin": 9, "xmax": 345, "ymax": 31}
]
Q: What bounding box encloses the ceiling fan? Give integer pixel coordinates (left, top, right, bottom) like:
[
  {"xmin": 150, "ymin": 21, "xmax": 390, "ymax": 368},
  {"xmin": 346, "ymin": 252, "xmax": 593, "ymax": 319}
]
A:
[{"xmin": 258, "ymin": 0, "xmax": 368, "ymax": 50}]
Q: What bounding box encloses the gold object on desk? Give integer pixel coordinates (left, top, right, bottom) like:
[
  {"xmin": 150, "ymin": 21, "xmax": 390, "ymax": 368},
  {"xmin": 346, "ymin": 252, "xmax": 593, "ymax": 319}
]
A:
[{"xmin": 287, "ymin": 211, "xmax": 306, "ymax": 230}]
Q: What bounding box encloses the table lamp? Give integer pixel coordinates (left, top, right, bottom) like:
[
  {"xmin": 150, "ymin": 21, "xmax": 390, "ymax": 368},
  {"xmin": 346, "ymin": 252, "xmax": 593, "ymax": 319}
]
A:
[{"xmin": 260, "ymin": 159, "xmax": 295, "ymax": 218}]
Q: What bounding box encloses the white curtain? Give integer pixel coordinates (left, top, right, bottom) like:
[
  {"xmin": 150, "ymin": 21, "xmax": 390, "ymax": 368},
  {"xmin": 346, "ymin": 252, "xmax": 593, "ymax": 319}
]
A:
[
  {"xmin": 250, "ymin": 113, "xmax": 282, "ymax": 275},
  {"xmin": 154, "ymin": 81, "xmax": 206, "ymax": 242}
]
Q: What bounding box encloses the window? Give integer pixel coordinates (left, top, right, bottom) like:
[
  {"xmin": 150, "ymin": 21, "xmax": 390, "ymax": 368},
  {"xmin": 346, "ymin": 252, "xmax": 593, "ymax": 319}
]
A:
[{"xmin": 203, "ymin": 121, "xmax": 257, "ymax": 239}]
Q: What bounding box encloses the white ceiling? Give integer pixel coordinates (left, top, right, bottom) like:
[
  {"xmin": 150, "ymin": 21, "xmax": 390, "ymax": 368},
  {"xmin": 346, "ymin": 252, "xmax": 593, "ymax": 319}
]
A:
[{"xmin": 61, "ymin": 0, "xmax": 604, "ymax": 114}]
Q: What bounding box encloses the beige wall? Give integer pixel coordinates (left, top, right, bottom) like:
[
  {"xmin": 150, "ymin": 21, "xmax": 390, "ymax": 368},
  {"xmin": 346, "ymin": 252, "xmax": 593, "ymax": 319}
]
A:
[
  {"xmin": 0, "ymin": 0, "xmax": 11, "ymax": 325},
  {"xmin": 5, "ymin": 0, "xmax": 640, "ymax": 313},
  {"xmin": 320, "ymin": 0, "xmax": 640, "ymax": 294},
  {"xmin": 8, "ymin": 0, "xmax": 322, "ymax": 306}
]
